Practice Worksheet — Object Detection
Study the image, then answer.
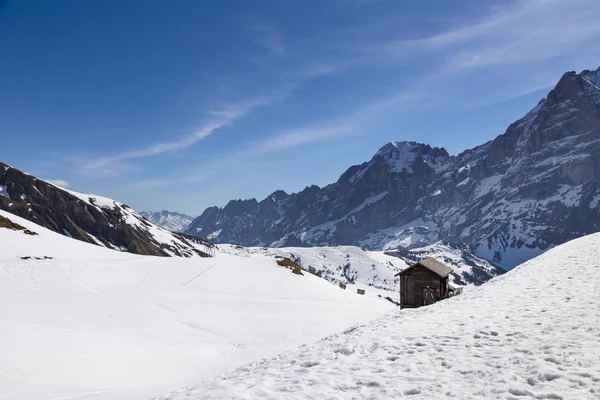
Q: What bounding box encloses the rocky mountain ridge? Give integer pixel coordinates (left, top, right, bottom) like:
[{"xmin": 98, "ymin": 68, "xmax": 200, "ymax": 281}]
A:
[
  {"xmin": 186, "ymin": 67, "xmax": 600, "ymax": 269},
  {"xmin": 0, "ymin": 163, "xmax": 207, "ymax": 257}
]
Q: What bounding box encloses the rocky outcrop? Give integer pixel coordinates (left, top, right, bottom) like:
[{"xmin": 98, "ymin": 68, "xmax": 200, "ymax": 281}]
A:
[
  {"xmin": 186, "ymin": 67, "xmax": 600, "ymax": 269},
  {"xmin": 0, "ymin": 163, "xmax": 207, "ymax": 257}
]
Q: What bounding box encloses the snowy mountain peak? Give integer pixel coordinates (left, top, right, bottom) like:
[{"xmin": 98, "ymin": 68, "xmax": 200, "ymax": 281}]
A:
[
  {"xmin": 139, "ymin": 210, "xmax": 194, "ymax": 232},
  {"xmin": 373, "ymin": 141, "xmax": 451, "ymax": 175},
  {"xmin": 375, "ymin": 141, "xmax": 419, "ymax": 173}
]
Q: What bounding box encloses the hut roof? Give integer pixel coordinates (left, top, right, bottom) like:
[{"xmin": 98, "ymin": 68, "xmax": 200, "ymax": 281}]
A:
[{"xmin": 395, "ymin": 257, "xmax": 453, "ymax": 278}]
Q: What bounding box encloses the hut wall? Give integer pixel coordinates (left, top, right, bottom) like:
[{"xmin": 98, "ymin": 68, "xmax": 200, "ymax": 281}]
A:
[{"xmin": 401, "ymin": 265, "xmax": 443, "ymax": 307}]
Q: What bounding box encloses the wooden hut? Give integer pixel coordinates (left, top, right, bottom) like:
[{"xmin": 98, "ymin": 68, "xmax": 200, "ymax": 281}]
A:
[{"xmin": 395, "ymin": 258, "xmax": 453, "ymax": 309}]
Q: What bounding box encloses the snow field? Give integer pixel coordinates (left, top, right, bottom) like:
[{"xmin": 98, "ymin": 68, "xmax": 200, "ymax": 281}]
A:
[
  {"xmin": 0, "ymin": 211, "xmax": 393, "ymax": 400},
  {"xmin": 160, "ymin": 233, "xmax": 600, "ymax": 400}
]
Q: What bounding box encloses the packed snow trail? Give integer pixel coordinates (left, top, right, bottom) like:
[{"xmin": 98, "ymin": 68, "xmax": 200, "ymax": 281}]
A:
[
  {"xmin": 0, "ymin": 211, "xmax": 392, "ymax": 400},
  {"xmin": 158, "ymin": 233, "xmax": 600, "ymax": 400}
]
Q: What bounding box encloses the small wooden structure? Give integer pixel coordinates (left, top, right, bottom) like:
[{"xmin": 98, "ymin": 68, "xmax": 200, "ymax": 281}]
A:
[
  {"xmin": 357, "ymin": 288, "xmax": 365, "ymax": 295},
  {"xmin": 447, "ymin": 284, "xmax": 463, "ymax": 297},
  {"xmin": 308, "ymin": 266, "xmax": 316, "ymax": 274},
  {"xmin": 339, "ymin": 283, "xmax": 347, "ymax": 290},
  {"xmin": 395, "ymin": 258, "xmax": 453, "ymax": 309}
]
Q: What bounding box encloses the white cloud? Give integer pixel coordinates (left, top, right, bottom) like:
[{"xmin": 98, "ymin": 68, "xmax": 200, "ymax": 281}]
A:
[
  {"xmin": 46, "ymin": 179, "xmax": 69, "ymax": 188},
  {"xmin": 252, "ymin": 124, "xmax": 353, "ymax": 153}
]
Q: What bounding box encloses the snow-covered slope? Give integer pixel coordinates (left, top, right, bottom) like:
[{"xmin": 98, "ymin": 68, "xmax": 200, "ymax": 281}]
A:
[
  {"xmin": 0, "ymin": 162, "xmax": 204, "ymax": 257},
  {"xmin": 140, "ymin": 210, "xmax": 194, "ymax": 232},
  {"xmin": 220, "ymin": 242, "xmax": 503, "ymax": 292},
  {"xmin": 159, "ymin": 233, "xmax": 600, "ymax": 400},
  {"xmin": 0, "ymin": 210, "xmax": 392, "ymax": 400},
  {"xmin": 220, "ymin": 245, "xmax": 406, "ymax": 296},
  {"xmin": 0, "ymin": 210, "xmax": 136, "ymax": 261}
]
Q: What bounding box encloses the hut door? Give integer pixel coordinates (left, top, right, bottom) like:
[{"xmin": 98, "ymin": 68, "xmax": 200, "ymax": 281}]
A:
[
  {"xmin": 403, "ymin": 275, "xmax": 415, "ymax": 306},
  {"xmin": 422, "ymin": 287, "xmax": 436, "ymax": 306}
]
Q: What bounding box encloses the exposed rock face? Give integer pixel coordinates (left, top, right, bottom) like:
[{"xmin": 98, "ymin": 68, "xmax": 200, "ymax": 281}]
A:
[
  {"xmin": 0, "ymin": 163, "xmax": 206, "ymax": 257},
  {"xmin": 186, "ymin": 67, "xmax": 600, "ymax": 269},
  {"xmin": 139, "ymin": 210, "xmax": 194, "ymax": 232}
]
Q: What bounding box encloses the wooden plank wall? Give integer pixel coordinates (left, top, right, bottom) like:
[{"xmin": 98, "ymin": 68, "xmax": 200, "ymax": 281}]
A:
[{"xmin": 400, "ymin": 265, "xmax": 443, "ymax": 306}]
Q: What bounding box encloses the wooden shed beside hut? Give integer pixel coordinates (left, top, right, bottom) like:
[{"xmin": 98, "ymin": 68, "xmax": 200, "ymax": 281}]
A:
[{"xmin": 395, "ymin": 258, "xmax": 454, "ymax": 309}]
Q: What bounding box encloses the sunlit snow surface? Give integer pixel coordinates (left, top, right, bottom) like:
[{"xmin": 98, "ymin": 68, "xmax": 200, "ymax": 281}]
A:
[
  {"xmin": 0, "ymin": 210, "xmax": 392, "ymax": 400},
  {"xmin": 219, "ymin": 244, "xmax": 407, "ymax": 294},
  {"xmin": 160, "ymin": 233, "xmax": 600, "ymax": 400}
]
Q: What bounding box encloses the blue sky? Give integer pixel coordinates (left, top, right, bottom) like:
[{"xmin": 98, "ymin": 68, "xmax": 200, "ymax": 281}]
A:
[{"xmin": 1, "ymin": 0, "xmax": 600, "ymax": 215}]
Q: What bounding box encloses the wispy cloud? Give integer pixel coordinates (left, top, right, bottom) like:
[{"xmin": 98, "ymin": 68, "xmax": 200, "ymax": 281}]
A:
[
  {"xmin": 83, "ymin": 88, "xmax": 293, "ymax": 173},
  {"xmin": 131, "ymin": 122, "xmax": 354, "ymax": 189},
  {"xmin": 436, "ymin": 0, "xmax": 600, "ymax": 71},
  {"xmin": 357, "ymin": 0, "xmax": 600, "ymax": 71},
  {"xmin": 300, "ymin": 0, "xmax": 600, "ymax": 115},
  {"xmin": 248, "ymin": 124, "xmax": 353, "ymax": 154},
  {"xmin": 248, "ymin": 25, "xmax": 287, "ymax": 57},
  {"xmin": 86, "ymin": 124, "xmax": 218, "ymax": 169}
]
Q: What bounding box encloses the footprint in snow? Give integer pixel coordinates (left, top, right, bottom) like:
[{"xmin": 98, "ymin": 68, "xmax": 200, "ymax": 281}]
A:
[
  {"xmin": 301, "ymin": 361, "xmax": 320, "ymax": 368},
  {"xmin": 540, "ymin": 372, "xmax": 562, "ymax": 382},
  {"xmin": 508, "ymin": 388, "xmax": 533, "ymax": 397}
]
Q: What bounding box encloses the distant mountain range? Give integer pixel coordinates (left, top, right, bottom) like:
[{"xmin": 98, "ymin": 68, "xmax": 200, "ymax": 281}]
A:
[
  {"xmin": 186, "ymin": 67, "xmax": 600, "ymax": 270},
  {"xmin": 0, "ymin": 164, "xmax": 208, "ymax": 257},
  {"xmin": 2, "ymin": 66, "xmax": 599, "ymax": 276},
  {"xmin": 140, "ymin": 210, "xmax": 194, "ymax": 232}
]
